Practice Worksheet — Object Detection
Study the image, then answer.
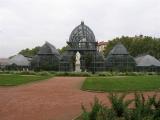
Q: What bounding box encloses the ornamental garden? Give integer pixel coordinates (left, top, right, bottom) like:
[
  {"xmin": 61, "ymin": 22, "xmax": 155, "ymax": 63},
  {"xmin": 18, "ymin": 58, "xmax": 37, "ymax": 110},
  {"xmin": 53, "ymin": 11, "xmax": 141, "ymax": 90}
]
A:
[{"xmin": 0, "ymin": 22, "xmax": 160, "ymax": 120}]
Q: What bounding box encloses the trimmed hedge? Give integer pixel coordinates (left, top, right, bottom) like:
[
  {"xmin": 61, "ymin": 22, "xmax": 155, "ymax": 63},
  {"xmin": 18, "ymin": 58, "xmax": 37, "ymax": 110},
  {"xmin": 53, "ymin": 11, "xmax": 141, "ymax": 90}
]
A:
[{"xmin": 55, "ymin": 72, "xmax": 91, "ymax": 77}]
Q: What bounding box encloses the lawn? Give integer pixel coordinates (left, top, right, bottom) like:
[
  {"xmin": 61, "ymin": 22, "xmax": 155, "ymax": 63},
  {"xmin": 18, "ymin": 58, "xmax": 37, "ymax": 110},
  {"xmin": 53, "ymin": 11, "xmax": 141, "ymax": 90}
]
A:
[
  {"xmin": 0, "ymin": 74, "xmax": 53, "ymax": 86},
  {"xmin": 82, "ymin": 76, "xmax": 160, "ymax": 92}
]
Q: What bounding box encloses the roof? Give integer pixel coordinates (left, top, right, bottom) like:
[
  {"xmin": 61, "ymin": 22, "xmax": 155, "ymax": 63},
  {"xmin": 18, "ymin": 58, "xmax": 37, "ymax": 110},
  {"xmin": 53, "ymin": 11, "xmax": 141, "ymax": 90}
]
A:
[
  {"xmin": 135, "ymin": 54, "xmax": 160, "ymax": 67},
  {"xmin": 9, "ymin": 54, "xmax": 30, "ymax": 66},
  {"xmin": 38, "ymin": 42, "xmax": 60, "ymax": 55},
  {"xmin": 109, "ymin": 43, "xmax": 128, "ymax": 55},
  {"xmin": 97, "ymin": 41, "xmax": 108, "ymax": 46},
  {"xmin": 69, "ymin": 21, "xmax": 96, "ymax": 43}
]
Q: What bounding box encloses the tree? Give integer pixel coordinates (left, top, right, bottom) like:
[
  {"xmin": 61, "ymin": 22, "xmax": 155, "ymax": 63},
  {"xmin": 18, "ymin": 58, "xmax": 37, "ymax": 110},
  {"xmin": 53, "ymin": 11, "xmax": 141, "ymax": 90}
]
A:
[
  {"xmin": 19, "ymin": 46, "xmax": 40, "ymax": 57},
  {"xmin": 58, "ymin": 45, "xmax": 70, "ymax": 54},
  {"xmin": 104, "ymin": 35, "xmax": 160, "ymax": 59}
]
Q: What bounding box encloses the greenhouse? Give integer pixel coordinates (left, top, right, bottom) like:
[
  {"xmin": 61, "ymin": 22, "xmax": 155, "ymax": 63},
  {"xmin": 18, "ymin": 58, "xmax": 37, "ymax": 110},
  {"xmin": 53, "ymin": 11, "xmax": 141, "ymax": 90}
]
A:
[
  {"xmin": 105, "ymin": 43, "xmax": 136, "ymax": 71},
  {"xmin": 135, "ymin": 54, "xmax": 160, "ymax": 72},
  {"xmin": 7, "ymin": 54, "xmax": 30, "ymax": 70},
  {"xmin": 59, "ymin": 51, "xmax": 75, "ymax": 71},
  {"xmin": 32, "ymin": 42, "xmax": 61, "ymax": 71},
  {"xmin": 59, "ymin": 21, "xmax": 104, "ymax": 72}
]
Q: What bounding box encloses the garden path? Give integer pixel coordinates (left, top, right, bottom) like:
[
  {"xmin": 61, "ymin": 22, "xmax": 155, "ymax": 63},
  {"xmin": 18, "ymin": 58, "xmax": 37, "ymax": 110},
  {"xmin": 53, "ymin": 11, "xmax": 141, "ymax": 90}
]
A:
[{"xmin": 0, "ymin": 77, "xmax": 159, "ymax": 120}]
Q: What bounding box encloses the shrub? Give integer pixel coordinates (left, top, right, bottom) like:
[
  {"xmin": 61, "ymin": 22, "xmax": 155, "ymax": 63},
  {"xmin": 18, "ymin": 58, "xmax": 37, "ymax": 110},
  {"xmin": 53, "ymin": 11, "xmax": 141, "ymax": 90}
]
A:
[
  {"xmin": 37, "ymin": 71, "xmax": 50, "ymax": 76},
  {"xmin": 147, "ymin": 72, "xmax": 157, "ymax": 75},
  {"xmin": 78, "ymin": 93, "xmax": 160, "ymax": 120},
  {"xmin": 55, "ymin": 72, "xmax": 91, "ymax": 77},
  {"xmin": 49, "ymin": 71, "xmax": 56, "ymax": 74},
  {"xmin": 81, "ymin": 97, "xmax": 104, "ymax": 120},
  {"xmin": 0, "ymin": 71, "xmax": 13, "ymax": 74},
  {"xmin": 98, "ymin": 73, "xmax": 106, "ymax": 77},
  {"xmin": 108, "ymin": 93, "xmax": 133, "ymax": 117},
  {"xmin": 19, "ymin": 71, "xmax": 37, "ymax": 75}
]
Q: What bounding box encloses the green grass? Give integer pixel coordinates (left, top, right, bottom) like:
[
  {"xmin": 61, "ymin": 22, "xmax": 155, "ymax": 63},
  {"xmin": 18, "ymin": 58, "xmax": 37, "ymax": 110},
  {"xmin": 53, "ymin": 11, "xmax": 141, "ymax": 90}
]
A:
[
  {"xmin": 0, "ymin": 74, "xmax": 53, "ymax": 86},
  {"xmin": 82, "ymin": 76, "xmax": 160, "ymax": 92}
]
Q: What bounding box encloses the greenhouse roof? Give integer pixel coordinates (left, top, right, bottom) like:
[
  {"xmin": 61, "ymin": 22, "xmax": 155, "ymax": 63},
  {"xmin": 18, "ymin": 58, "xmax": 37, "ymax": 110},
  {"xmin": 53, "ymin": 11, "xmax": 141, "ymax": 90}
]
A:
[
  {"xmin": 38, "ymin": 41, "xmax": 60, "ymax": 55},
  {"xmin": 69, "ymin": 21, "xmax": 96, "ymax": 43},
  {"xmin": 135, "ymin": 54, "xmax": 160, "ymax": 67},
  {"xmin": 109, "ymin": 43, "xmax": 128, "ymax": 55},
  {"xmin": 9, "ymin": 54, "xmax": 30, "ymax": 66}
]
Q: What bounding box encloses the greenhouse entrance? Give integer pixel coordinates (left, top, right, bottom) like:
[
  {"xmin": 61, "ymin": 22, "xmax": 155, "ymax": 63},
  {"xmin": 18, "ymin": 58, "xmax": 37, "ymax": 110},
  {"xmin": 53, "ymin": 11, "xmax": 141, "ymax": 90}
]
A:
[{"xmin": 59, "ymin": 21, "xmax": 104, "ymax": 72}]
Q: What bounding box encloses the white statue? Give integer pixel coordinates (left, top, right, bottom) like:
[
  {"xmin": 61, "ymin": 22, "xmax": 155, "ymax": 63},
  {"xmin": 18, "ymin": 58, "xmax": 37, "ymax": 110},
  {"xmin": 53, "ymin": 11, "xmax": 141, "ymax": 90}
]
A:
[
  {"xmin": 75, "ymin": 51, "xmax": 81, "ymax": 72},
  {"xmin": 76, "ymin": 52, "xmax": 81, "ymax": 64}
]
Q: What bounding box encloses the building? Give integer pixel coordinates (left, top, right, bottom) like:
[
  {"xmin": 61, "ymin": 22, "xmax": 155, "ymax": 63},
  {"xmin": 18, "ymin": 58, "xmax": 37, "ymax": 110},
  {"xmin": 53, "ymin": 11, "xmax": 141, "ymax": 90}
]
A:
[
  {"xmin": 135, "ymin": 54, "xmax": 160, "ymax": 72},
  {"xmin": 97, "ymin": 41, "xmax": 108, "ymax": 52},
  {"xmin": 32, "ymin": 41, "xmax": 61, "ymax": 71},
  {"xmin": 105, "ymin": 43, "xmax": 136, "ymax": 71},
  {"xmin": 60, "ymin": 21, "xmax": 104, "ymax": 72},
  {"xmin": 7, "ymin": 54, "xmax": 30, "ymax": 70}
]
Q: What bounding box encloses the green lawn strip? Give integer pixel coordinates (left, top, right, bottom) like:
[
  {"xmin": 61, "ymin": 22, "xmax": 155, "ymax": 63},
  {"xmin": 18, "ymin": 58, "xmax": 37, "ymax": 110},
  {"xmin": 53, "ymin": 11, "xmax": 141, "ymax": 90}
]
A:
[
  {"xmin": 81, "ymin": 76, "xmax": 160, "ymax": 92},
  {"xmin": 0, "ymin": 74, "xmax": 53, "ymax": 86}
]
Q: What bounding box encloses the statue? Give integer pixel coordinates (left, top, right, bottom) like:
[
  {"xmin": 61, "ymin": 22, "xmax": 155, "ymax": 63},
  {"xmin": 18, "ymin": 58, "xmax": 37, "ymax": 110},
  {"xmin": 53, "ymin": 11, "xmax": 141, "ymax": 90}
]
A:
[{"xmin": 75, "ymin": 51, "xmax": 81, "ymax": 72}]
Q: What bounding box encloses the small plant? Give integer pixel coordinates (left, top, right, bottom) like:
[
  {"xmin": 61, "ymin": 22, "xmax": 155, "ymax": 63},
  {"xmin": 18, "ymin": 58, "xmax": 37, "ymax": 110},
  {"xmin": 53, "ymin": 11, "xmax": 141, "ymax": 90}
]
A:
[
  {"xmin": 55, "ymin": 72, "xmax": 91, "ymax": 77},
  {"xmin": 98, "ymin": 73, "xmax": 106, "ymax": 76},
  {"xmin": 81, "ymin": 97, "xmax": 105, "ymax": 120},
  {"xmin": 148, "ymin": 94, "xmax": 160, "ymax": 119},
  {"xmin": 37, "ymin": 71, "xmax": 50, "ymax": 76},
  {"xmin": 129, "ymin": 93, "xmax": 153, "ymax": 120},
  {"xmin": 108, "ymin": 93, "xmax": 133, "ymax": 117},
  {"xmin": 19, "ymin": 71, "xmax": 37, "ymax": 75},
  {"xmin": 78, "ymin": 93, "xmax": 160, "ymax": 120},
  {"xmin": 149, "ymin": 94, "xmax": 160, "ymax": 110}
]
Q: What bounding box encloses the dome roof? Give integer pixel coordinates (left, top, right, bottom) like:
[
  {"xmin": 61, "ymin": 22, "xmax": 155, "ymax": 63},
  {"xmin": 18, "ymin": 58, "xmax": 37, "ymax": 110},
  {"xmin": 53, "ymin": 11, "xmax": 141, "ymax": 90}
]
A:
[
  {"xmin": 9, "ymin": 54, "xmax": 30, "ymax": 66},
  {"xmin": 69, "ymin": 21, "xmax": 96, "ymax": 43},
  {"xmin": 109, "ymin": 43, "xmax": 128, "ymax": 55},
  {"xmin": 38, "ymin": 42, "xmax": 60, "ymax": 55},
  {"xmin": 135, "ymin": 54, "xmax": 160, "ymax": 67}
]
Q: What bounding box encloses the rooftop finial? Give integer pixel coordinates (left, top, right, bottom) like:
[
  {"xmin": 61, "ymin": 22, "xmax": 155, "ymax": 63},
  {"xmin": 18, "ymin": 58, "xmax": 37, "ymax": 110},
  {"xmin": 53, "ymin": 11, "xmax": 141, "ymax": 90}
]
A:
[{"xmin": 81, "ymin": 21, "xmax": 84, "ymax": 25}]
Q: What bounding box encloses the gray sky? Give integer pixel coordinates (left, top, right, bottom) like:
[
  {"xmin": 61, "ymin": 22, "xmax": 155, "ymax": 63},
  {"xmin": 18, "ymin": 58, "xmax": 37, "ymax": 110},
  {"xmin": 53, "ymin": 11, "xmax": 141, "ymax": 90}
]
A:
[{"xmin": 0, "ymin": 0, "xmax": 160, "ymax": 58}]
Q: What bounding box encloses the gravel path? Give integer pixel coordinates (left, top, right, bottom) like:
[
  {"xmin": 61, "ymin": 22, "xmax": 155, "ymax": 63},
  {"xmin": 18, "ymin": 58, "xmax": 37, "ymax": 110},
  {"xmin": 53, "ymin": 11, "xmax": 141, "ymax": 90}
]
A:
[{"xmin": 0, "ymin": 77, "xmax": 159, "ymax": 120}]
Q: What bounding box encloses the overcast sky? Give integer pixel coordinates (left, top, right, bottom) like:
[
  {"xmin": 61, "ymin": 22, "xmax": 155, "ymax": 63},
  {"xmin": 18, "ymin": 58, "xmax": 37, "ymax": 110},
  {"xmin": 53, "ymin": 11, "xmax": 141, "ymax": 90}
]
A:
[{"xmin": 0, "ymin": 0, "xmax": 160, "ymax": 57}]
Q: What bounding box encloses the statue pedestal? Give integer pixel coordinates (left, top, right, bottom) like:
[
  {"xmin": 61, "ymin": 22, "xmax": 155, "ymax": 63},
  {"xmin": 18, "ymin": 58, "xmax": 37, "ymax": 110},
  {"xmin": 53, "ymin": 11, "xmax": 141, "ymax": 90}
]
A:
[{"xmin": 75, "ymin": 64, "xmax": 81, "ymax": 72}]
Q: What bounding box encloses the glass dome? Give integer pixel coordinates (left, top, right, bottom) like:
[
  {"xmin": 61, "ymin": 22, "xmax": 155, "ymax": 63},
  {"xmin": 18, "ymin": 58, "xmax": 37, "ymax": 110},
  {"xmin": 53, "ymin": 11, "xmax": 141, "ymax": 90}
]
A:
[{"xmin": 67, "ymin": 21, "xmax": 97, "ymax": 50}]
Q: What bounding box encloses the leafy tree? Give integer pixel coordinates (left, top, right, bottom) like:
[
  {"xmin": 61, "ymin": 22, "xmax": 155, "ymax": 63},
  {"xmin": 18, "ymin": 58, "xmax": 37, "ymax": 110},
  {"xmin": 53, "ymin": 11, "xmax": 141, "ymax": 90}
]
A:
[
  {"xmin": 58, "ymin": 45, "xmax": 70, "ymax": 54},
  {"xmin": 104, "ymin": 35, "xmax": 160, "ymax": 59},
  {"xmin": 19, "ymin": 46, "xmax": 40, "ymax": 57}
]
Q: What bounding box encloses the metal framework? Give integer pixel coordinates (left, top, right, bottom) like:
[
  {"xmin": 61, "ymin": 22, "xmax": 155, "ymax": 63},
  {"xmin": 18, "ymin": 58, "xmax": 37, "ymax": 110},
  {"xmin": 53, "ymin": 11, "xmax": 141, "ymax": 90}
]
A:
[
  {"xmin": 60, "ymin": 22, "xmax": 104, "ymax": 72},
  {"xmin": 105, "ymin": 43, "xmax": 136, "ymax": 71}
]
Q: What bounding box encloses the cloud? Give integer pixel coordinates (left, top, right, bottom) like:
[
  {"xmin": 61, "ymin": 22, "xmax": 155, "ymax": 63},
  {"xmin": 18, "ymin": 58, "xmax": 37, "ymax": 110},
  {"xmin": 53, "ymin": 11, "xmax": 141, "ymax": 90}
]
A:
[{"xmin": 0, "ymin": 0, "xmax": 160, "ymax": 57}]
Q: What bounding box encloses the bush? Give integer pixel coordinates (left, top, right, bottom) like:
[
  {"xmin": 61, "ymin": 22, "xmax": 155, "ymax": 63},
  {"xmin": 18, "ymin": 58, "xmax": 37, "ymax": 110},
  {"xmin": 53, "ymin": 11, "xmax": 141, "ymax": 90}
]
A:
[
  {"xmin": 0, "ymin": 71, "xmax": 9, "ymax": 74},
  {"xmin": 147, "ymin": 72, "xmax": 157, "ymax": 75},
  {"xmin": 19, "ymin": 71, "xmax": 37, "ymax": 75},
  {"xmin": 97, "ymin": 72, "xmax": 113, "ymax": 76},
  {"xmin": 49, "ymin": 71, "xmax": 56, "ymax": 74},
  {"xmin": 80, "ymin": 97, "xmax": 115, "ymax": 120},
  {"xmin": 55, "ymin": 72, "xmax": 91, "ymax": 77},
  {"xmin": 77, "ymin": 93, "xmax": 160, "ymax": 120},
  {"xmin": 108, "ymin": 93, "xmax": 133, "ymax": 117},
  {"xmin": 37, "ymin": 71, "xmax": 50, "ymax": 76},
  {"xmin": 98, "ymin": 73, "xmax": 106, "ymax": 76}
]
